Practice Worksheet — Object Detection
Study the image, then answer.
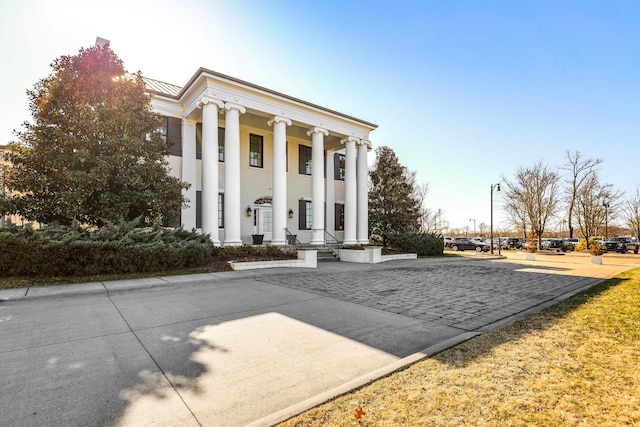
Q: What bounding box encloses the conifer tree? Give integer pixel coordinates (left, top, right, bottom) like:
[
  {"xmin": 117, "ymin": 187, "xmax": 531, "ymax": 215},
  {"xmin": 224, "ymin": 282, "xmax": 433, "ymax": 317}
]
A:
[
  {"xmin": 368, "ymin": 146, "xmax": 422, "ymax": 243},
  {"xmin": 1, "ymin": 43, "xmax": 187, "ymax": 226}
]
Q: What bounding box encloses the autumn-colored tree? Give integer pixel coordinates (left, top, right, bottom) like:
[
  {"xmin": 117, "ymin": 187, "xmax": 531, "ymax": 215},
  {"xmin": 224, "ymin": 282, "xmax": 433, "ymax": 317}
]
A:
[
  {"xmin": 368, "ymin": 146, "xmax": 422, "ymax": 243},
  {"xmin": 1, "ymin": 43, "xmax": 187, "ymax": 226}
]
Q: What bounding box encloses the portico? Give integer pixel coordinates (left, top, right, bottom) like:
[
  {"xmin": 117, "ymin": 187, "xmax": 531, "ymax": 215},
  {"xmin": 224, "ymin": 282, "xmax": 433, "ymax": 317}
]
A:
[{"xmin": 146, "ymin": 68, "xmax": 376, "ymax": 246}]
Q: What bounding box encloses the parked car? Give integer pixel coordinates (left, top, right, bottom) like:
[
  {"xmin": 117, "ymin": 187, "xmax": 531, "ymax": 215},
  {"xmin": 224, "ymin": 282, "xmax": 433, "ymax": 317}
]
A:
[
  {"xmin": 448, "ymin": 238, "xmax": 490, "ymax": 252},
  {"xmin": 602, "ymin": 237, "xmax": 639, "ymax": 254},
  {"xmin": 540, "ymin": 238, "xmax": 553, "ymax": 250},
  {"xmin": 505, "ymin": 237, "xmax": 525, "ymax": 249},
  {"xmin": 546, "ymin": 239, "xmax": 575, "ymax": 252}
]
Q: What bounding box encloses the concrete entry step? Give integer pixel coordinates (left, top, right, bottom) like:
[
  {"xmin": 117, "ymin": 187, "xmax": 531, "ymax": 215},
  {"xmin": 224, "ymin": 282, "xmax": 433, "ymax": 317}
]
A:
[{"xmin": 297, "ymin": 246, "xmax": 339, "ymax": 262}]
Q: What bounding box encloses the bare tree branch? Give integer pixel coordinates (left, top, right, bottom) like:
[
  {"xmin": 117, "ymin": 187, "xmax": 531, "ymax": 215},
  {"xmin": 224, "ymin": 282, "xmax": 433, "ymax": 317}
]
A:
[
  {"xmin": 560, "ymin": 150, "xmax": 602, "ymax": 238},
  {"xmin": 502, "ymin": 161, "xmax": 560, "ymax": 250}
]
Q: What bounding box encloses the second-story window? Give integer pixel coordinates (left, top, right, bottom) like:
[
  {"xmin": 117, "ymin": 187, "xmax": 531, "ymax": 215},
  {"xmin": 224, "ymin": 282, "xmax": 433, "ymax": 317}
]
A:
[
  {"xmin": 334, "ymin": 153, "xmax": 345, "ymax": 180},
  {"xmin": 218, "ymin": 128, "xmax": 225, "ymax": 162},
  {"xmin": 249, "ymin": 134, "xmax": 263, "ymax": 168},
  {"xmin": 298, "ymin": 145, "xmax": 312, "ymax": 175}
]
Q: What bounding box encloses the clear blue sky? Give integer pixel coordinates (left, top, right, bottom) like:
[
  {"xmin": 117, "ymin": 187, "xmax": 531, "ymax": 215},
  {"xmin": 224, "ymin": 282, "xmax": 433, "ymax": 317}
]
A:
[{"xmin": 1, "ymin": 0, "xmax": 639, "ymax": 233}]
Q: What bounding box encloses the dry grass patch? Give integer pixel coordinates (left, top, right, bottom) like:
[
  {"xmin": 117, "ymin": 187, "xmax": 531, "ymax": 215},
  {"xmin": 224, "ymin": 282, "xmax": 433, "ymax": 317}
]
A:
[{"xmin": 279, "ymin": 268, "xmax": 640, "ymax": 427}]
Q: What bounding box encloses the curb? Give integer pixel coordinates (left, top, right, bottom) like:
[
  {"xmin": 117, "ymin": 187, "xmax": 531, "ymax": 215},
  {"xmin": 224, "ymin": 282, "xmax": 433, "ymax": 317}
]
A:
[{"xmin": 247, "ymin": 332, "xmax": 482, "ymax": 427}]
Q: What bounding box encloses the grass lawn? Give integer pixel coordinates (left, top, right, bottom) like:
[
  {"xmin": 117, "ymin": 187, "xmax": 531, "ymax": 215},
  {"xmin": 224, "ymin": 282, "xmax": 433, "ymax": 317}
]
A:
[{"xmin": 279, "ymin": 267, "xmax": 640, "ymax": 426}]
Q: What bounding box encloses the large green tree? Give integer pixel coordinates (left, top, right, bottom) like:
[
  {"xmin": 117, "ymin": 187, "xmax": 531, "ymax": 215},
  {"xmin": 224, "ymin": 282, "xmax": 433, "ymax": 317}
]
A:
[
  {"xmin": 1, "ymin": 43, "xmax": 187, "ymax": 226},
  {"xmin": 368, "ymin": 146, "xmax": 422, "ymax": 243}
]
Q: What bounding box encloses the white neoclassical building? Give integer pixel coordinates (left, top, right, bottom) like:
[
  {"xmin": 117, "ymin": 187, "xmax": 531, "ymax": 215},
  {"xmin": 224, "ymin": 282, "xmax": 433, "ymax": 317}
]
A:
[{"xmin": 145, "ymin": 68, "xmax": 376, "ymax": 246}]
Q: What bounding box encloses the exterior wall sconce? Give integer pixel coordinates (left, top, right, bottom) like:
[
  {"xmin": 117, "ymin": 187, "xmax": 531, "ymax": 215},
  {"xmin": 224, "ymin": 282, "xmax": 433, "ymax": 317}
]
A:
[
  {"xmin": 246, "ymin": 206, "xmax": 252, "ymax": 217},
  {"xmin": 288, "ymin": 208, "xmax": 294, "ymax": 218}
]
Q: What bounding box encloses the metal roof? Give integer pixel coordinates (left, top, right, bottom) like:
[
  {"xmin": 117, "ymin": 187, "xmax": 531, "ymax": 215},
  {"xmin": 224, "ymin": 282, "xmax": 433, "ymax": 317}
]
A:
[{"xmin": 143, "ymin": 77, "xmax": 182, "ymax": 97}]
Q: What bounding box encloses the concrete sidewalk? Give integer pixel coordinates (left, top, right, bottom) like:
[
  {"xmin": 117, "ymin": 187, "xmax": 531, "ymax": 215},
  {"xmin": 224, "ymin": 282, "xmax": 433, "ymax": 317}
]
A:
[{"xmin": 0, "ymin": 251, "xmax": 637, "ymax": 426}]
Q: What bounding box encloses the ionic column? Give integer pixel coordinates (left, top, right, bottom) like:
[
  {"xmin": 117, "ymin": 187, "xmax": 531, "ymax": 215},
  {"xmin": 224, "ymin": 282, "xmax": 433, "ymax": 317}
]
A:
[
  {"xmin": 223, "ymin": 102, "xmax": 246, "ymax": 246},
  {"xmin": 199, "ymin": 96, "xmax": 224, "ymax": 245},
  {"xmin": 308, "ymin": 127, "xmax": 329, "ymax": 245},
  {"xmin": 342, "ymin": 136, "xmax": 358, "ymax": 245},
  {"xmin": 357, "ymin": 140, "xmax": 370, "ymax": 244},
  {"xmin": 181, "ymin": 118, "xmax": 197, "ymax": 231},
  {"xmin": 325, "ymin": 151, "xmax": 335, "ymax": 234},
  {"xmin": 268, "ymin": 115, "xmax": 292, "ymax": 246}
]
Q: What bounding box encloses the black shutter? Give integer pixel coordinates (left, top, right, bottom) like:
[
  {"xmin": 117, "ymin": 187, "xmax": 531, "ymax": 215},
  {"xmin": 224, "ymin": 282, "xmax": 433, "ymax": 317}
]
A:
[
  {"xmin": 334, "ymin": 153, "xmax": 340, "ymax": 180},
  {"xmin": 196, "ymin": 191, "xmax": 202, "ymax": 229},
  {"xmin": 298, "ymin": 145, "xmax": 306, "ymax": 174},
  {"xmin": 167, "ymin": 117, "xmax": 182, "ymax": 156},
  {"xmin": 323, "ymin": 150, "xmax": 327, "ymax": 178},
  {"xmin": 298, "ymin": 199, "xmax": 307, "ymax": 230},
  {"xmin": 195, "ymin": 123, "xmax": 202, "ymax": 160}
]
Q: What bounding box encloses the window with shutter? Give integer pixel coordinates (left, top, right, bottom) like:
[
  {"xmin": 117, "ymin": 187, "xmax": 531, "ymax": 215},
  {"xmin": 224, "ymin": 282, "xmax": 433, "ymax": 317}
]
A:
[
  {"xmin": 166, "ymin": 116, "xmax": 182, "ymax": 156},
  {"xmin": 334, "ymin": 153, "xmax": 345, "ymax": 180},
  {"xmin": 298, "ymin": 199, "xmax": 312, "ymax": 230},
  {"xmin": 196, "ymin": 191, "xmax": 202, "ymax": 229},
  {"xmin": 335, "ymin": 203, "xmax": 344, "ymax": 230},
  {"xmin": 298, "ymin": 145, "xmax": 312, "ymax": 175}
]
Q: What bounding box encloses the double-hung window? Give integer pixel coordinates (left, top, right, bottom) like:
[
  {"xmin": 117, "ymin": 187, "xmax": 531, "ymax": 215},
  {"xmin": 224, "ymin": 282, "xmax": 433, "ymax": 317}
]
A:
[
  {"xmin": 157, "ymin": 117, "xmax": 168, "ymax": 142},
  {"xmin": 249, "ymin": 134, "xmax": 263, "ymax": 168},
  {"xmin": 218, "ymin": 193, "xmax": 224, "ymax": 228},
  {"xmin": 298, "ymin": 200, "xmax": 312, "ymax": 230},
  {"xmin": 335, "ymin": 203, "xmax": 345, "ymax": 231},
  {"xmin": 298, "ymin": 145, "xmax": 312, "ymax": 175},
  {"xmin": 218, "ymin": 128, "xmax": 225, "ymax": 162},
  {"xmin": 334, "ymin": 153, "xmax": 345, "ymax": 180}
]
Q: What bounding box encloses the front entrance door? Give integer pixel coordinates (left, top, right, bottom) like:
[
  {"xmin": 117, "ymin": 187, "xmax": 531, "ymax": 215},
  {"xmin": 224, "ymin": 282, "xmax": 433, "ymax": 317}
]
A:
[{"xmin": 257, "ymin": 207, "xmax": 273, "ymax": 242}]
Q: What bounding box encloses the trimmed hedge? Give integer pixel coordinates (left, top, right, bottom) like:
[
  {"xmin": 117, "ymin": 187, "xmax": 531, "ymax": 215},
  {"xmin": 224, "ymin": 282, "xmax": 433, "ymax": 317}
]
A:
[
  {"xmin": 0, "ymin": 220, "xmax": 215, "ymax": 277},
  {"xmin": 385, "ymin": 232, "xmax": 444, "ymax": 256}
]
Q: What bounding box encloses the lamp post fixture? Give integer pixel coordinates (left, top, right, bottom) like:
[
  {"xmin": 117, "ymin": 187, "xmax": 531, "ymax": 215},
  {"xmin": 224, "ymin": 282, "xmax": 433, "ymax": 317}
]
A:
[
  {"xmin": 469, "ymin": 218, "xmax": 476, "ymax": 237},
  {"xmin": 603, "ymin": 201, "xmax": 610, "ymax": 240},
  {"xmin": 490, "ymin": 183, "xmax": 501, "ymax": 254}
]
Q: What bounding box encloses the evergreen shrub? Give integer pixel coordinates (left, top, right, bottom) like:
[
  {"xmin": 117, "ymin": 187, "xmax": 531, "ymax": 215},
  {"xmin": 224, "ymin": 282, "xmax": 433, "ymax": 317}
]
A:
[
  {"xmin": 385, "ymin": 232, "xmax": 444, "ymax": 256},
  {"xmin": 0, "ymin": 220, "xmax": 215, "ymax": 277}
]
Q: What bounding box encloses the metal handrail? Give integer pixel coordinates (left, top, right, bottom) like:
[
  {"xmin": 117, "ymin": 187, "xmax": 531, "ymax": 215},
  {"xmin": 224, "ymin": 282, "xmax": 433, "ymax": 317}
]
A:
[
  {"xmin": 284, "ymin": 228, "xmax": 342, "ymax": 250},
  {"xmin": 284, "ymin": 228, "xmax": 301, "ymax": 246},
  {"xmin": 323, "ymin": 230, "xmax": 342, "ymax": 248}
]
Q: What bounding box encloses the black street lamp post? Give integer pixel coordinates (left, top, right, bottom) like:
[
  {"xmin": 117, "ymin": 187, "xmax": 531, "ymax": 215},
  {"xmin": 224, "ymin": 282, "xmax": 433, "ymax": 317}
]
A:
[
  {"xmin": 603, "ymin": 201, "xmax": 610, "ymax": 240},
  {"xmin": 490, "ymin": 183, "xmax": 501, "ymax": 254}
]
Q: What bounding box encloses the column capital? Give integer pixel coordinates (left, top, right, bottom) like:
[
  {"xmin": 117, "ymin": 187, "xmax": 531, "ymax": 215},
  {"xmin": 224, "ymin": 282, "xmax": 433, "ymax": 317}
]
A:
[
  {"xmin": 340, "ymin": 136, "xmax": 359, "ymax": 145},
  {"xmin": 197, "ymin": 96, "xmax": 225, "ymax": 109},
  {"xmin": 358, "ymin": 139, "xmax": 372, "ymax": 149},
  {"xmin": 268, "ymin": 115, "xmax": 292, "ymax": 127},
  {"xmin": 307, "ymin": 127, "xmax": 329, "ymax": 137},
  {"xmin": 182, "ymin": 117, "xmax": 197, "ymax": 126},
  {"xmin": 224, "ymin": 102, "xmax": 246, "ymax": 114}
]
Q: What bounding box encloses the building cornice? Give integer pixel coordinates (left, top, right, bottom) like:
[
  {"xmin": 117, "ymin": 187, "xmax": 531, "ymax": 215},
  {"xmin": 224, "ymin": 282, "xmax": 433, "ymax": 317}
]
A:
[{"xmin": 145, "ymin": 68, "xmax": 378, "ymax": 131}]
